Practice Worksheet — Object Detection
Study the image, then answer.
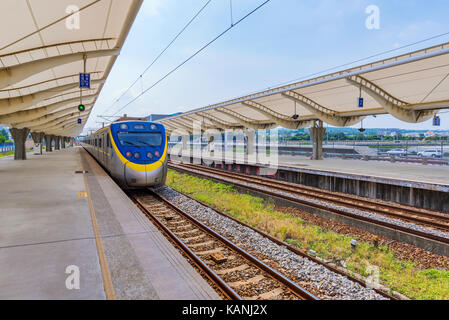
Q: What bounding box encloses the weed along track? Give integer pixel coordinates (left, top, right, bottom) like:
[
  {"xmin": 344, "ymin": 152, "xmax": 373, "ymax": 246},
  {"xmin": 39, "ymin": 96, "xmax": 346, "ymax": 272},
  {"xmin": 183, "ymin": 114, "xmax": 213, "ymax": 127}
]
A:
[
  {"xmin": 132, "ymin": 191, "xmax": 318, "ymax": 300},
  {"xmin": 163, "ymin": 169, "xmax": 449, "ymax": 300},
  {"xmin": 169, "ymin": 162, "xmax": 449, "ymax": 244},
  {"xmin": 147, "ymin": 186, "xmax": 390, "ymax": 300}
]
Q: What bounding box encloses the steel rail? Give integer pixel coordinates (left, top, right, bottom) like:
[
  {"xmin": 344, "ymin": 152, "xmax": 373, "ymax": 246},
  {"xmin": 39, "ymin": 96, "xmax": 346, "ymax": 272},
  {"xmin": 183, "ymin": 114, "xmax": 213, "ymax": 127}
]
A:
[
  {"xmin": 169, "ymin": 162, "xmax": 449, "ymax": 246},
  {"xmin": 133, "ymin": 196, "xmax": 242, "ymax": 300},
  {"xmin": 175, "ymin": 190, "xmax": 397, "ymax": 300},
  {"xmin": 148, "ymin": 191, "xmax": 319, "ymax": 300},
  {"xmin": 175, "ymin": 162, "xmax": 449, "ymax": 230}
]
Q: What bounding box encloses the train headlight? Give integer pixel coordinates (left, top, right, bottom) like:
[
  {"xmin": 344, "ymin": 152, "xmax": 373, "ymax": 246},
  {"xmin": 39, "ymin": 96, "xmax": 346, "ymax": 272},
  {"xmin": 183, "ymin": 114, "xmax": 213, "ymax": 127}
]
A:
[
  {"xmin": 120, "ymin": 124, "xmax": 129, "ymax": 130},
  {"xmin": 125, "ymin": 151, "xmax": 132, "ymax": 158},
  {"xmin": 150, "ymin": 124, "xmax": 157, "ymax": 130},
  {"xmin": 134, "ymin": 152, "xmax": 141, "ymax": 159},
  {"xmin": 154, "ymin": 151, "xmax": 160, "ymax": 158},
  {"xmin": 147, "ymin": 152, "xmax": 154, "ymax": 159}
]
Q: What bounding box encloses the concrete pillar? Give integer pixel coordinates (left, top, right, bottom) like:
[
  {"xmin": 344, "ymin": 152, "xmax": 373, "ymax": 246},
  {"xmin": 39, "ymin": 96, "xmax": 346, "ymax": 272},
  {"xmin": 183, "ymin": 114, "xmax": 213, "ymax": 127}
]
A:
[
  {"xmin": 245, "ymin": 130, "xmax": 256, "ymax": 155},
  {"xmin": 31, "ymin": 132, "xmax": 44, "ymax": 155},
  {"xmin": 221, "ymin": 132, "xmax": 226, "ymax": 163},
  {"xmin": 61, "ymin": 137, "xmax": 66, "ymax": 149},
  {"xmin": 245, "ymin": 130, "xmax": 256, "ymax": 164},
  {"xmin": 54, "ymin": 136, "xmax": 61, "ymax": 150},
  {"xmin": 44, "ymin": 134, "xmax": 53, "ymax": 152},
  {"xmin": 9, "ymin": 127, "xmax": 30, "ymax": 160},
  {"xmin": 309, "ymin": 120, "xmax": 326, "ymax": 160}
]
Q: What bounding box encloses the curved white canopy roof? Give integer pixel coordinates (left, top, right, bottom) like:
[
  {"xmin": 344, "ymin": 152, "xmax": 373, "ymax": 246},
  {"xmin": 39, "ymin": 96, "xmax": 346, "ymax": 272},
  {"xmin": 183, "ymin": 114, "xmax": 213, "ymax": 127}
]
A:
[
  {"xmin": 0, "ymin": 0, "xmax": 142, "ymax": 137},
  {"xmin": 159, "ymin": 42, "xmax": 449, "ymax": 133}
]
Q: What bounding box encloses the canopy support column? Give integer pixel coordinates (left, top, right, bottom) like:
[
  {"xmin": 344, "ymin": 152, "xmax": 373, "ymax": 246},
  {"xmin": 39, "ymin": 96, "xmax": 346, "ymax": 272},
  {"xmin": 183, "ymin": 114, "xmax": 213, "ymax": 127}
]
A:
[
  {"xmin": 31, "ymin": 132, "xmax": 44, "ymax": 155},
  {"xmin": 54, "ymin": 136, "xmax": 61, "ymax": 151},
  {"xmin": 45, "ymin": 135, "xmax": 53, "ymax": 152},
  {"xmin": 9, "ymin": 127, "xmax": 30, "ymax": 160},
  {"xmin": 309, "ymin": 120, "xmax": 326, "ymax": 160}
]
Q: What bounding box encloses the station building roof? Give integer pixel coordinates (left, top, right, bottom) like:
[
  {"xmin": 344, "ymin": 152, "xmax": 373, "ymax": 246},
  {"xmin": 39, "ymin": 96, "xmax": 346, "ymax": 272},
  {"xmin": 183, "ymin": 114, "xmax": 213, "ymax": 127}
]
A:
[
  {"xmin": 158, "ymin": 42, "xmax": 449, "ymax": 134},
  {"xmin": 0, "ymin": 0, "xmax": 142, "ymax": 137}
]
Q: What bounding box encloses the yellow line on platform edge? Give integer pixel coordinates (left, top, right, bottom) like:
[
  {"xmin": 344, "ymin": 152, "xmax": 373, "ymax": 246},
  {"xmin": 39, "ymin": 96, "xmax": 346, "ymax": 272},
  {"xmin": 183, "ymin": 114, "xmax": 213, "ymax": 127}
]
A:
[{"xmin": 81, "ymin": 151, "xmax": 116, "ymax": 300}]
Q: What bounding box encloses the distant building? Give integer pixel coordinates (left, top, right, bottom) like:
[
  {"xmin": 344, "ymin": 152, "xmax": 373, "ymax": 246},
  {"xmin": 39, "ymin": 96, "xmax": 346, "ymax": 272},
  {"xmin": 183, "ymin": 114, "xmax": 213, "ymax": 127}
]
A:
[
  {"xmin": 404, "ymin": 132, "xmax": 421, "ymax": 138},
  {"xmin": 146, "ymin": 113, "xmax": 182, "ymax": 122},
  {"xmin": 378, "ymin": 129, "xmax": 401, "ymax": 136}
]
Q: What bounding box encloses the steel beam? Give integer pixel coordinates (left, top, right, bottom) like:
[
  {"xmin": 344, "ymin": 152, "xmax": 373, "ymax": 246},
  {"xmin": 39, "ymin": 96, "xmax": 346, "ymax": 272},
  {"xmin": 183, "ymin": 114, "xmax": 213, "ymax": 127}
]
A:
[
  {"xmin": 0, "ymin": 79, "xmax": 103, "ymax": 116},
  {"xmin": 346, "ymin": 75, "xmax": 436, "ymax": 123},
  {"xmin": 282, "ymin": 91, "xmax": 364, "ymax": 127},
  {"xmin": 242, "ymin": 100, "xmax": 314, "ymax": 129},
  {"xmin": 0, "ymin": 49, "xmax": 119, "ymax": 89}
]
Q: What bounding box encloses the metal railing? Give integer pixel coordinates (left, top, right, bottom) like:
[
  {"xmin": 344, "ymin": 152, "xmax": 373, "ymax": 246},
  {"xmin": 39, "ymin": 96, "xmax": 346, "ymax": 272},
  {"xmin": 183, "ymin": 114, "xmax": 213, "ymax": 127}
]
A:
[{"xmin": 0, "ymin": 143, "xmax": 14, "ymax": 154}]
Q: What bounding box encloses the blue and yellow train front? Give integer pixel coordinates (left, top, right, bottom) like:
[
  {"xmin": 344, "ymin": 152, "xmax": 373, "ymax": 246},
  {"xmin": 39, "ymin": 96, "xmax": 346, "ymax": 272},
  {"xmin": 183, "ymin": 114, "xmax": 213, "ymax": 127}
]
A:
[{"xmin": 109, "ymin": 121, "xmax": 168, "ymax": 188}]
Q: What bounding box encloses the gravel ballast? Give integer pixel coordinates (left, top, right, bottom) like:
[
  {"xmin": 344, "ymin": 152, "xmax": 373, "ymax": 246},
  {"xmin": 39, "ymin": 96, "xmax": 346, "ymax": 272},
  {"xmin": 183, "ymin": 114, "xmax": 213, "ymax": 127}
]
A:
[{"xmin": 155, "ymin": 186, "xmax": 388, "ymax": 300}]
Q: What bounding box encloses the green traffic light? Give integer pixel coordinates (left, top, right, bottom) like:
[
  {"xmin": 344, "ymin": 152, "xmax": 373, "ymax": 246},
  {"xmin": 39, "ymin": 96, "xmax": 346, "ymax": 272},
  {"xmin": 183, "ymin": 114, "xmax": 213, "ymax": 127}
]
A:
[{"xmin": 78, "ymin": 104, "xmax": 85, "ymax": 112}]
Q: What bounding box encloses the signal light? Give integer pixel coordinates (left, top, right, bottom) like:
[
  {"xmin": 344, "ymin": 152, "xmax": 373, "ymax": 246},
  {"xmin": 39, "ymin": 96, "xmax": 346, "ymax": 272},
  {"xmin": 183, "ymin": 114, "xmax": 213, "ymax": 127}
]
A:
[
  {"xmin": 147, "ymin": 152, "xmax": 153, "ymax": 159},
  {"xmin": 78, "ymin": 104, "xmax": 86, "ymax": 112},
  {"xmin": 134, "ymin": 152, "xmax": 141, "ymax": 159},
  {"xmin": 125, "ymin": 151, "xmax": 132, "ymax": 158},
  {"xmin": 154, "ymin": 151, "xmax": 160, "ymax": 158}
]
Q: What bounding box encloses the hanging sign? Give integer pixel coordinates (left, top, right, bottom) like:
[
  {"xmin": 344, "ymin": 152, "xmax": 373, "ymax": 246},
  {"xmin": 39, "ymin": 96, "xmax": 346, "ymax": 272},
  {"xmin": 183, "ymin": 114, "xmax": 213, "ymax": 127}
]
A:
[
  {"xmin": 433, "ymin": 116, "xmax": 441, "ymax": 127},
  {"xmin": 358, "ymin": 97, "xmax": 364, "ymax": 108},
  {"xmin": 79, "ymin": 73, "xmax": 91, "ymax": 88}
]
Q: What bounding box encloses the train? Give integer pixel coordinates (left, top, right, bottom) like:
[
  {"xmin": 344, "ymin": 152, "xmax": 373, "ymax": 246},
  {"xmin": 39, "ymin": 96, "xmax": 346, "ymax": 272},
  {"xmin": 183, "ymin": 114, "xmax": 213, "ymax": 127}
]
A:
[{"xmin": 81, "ymin": 119, "xmax": 168, "ymax": 189}]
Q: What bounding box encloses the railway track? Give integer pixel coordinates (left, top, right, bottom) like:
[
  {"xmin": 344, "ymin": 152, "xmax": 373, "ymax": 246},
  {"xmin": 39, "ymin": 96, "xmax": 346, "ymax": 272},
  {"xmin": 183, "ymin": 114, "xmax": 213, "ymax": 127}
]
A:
[
  {"xmin": 168, "ymin": 162, "xmax": 449, "ymax": 245},
  {"xmin": 132, "ymin": 191, "xmax": 318, "ymax": 301}
]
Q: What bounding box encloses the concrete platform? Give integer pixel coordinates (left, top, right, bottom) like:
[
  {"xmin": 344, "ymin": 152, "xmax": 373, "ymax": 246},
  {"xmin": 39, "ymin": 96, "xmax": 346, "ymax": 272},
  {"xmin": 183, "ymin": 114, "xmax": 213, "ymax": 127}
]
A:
[
  {"xmin": 275, "ymin": 155, "xmax": 449, "ymax": 191},
  {"xmin": 0, "ymin": 147, "xmax": 219, "ymax": 300}
]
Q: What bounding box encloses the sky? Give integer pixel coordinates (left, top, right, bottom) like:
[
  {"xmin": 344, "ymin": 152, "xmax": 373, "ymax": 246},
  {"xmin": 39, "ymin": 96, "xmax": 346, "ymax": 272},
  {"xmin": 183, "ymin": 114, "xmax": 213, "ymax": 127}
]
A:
[{"xmin": 85, "ymin": 0, "xmax": 449, "ymax": 133}]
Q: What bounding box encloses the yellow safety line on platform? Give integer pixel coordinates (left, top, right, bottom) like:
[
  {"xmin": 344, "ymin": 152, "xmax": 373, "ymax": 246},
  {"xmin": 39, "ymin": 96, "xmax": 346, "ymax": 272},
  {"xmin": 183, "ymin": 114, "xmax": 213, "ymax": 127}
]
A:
[{"xmin": 81, "ymin": 152, "xmax": 116, "ymax": 300}]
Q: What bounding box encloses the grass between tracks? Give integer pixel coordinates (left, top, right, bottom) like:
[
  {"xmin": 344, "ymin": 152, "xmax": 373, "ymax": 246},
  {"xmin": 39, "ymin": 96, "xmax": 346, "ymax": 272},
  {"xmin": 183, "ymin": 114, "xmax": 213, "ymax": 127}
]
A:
[{"xmin": 166, "ymin": 169, "xmax": 449, "ymax": 300}]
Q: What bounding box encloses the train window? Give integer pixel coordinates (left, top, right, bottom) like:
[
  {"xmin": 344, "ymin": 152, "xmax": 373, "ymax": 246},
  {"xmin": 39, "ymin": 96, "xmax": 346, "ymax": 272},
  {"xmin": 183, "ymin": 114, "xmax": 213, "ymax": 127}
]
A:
[
  {"xmin": 117, "ymin": 132, "xmax": 163, "ymax": 147},
  {"xmin": 107, "ymin": 134, "xmax": 110, "ymax": 148},
  {"xmin": 99, "ymin": 138, "xmax": 102, "ymax": 149}
]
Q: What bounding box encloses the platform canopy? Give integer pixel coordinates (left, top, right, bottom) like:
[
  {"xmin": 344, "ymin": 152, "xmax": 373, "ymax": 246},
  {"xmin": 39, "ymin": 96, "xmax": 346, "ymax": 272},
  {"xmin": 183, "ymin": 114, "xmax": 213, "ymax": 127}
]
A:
[
  {"xmin": 0, "ymin": 0, "xmax": 142, "ymax": 137},
  {"xmin": 158, "ymin": 42, "xmax": 449, "ymax": 134}
]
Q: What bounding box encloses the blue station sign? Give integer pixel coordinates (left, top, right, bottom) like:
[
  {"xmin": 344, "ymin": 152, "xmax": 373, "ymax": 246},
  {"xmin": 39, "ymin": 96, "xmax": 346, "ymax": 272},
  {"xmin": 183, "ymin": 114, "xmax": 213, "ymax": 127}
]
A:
[{"xmin": 79, "ymin": 73, "xmax": 91, "ymax": 88}]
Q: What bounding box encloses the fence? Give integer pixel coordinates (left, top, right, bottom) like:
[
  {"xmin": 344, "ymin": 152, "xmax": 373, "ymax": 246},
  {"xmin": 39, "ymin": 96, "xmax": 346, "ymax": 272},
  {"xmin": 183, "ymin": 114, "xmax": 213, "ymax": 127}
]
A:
[{"xmin": 0, "ymin": 143, "xmax": 14, "ymax": 153}]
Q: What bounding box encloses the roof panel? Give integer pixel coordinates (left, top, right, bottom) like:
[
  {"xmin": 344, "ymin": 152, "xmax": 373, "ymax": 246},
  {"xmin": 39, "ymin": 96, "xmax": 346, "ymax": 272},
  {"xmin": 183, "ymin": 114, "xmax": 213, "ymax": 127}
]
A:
[
  {"xmin": 0, "ymin": 0, "xmax": 142, "ymax": 136},
  {"xmin": 161, "ymin": 43, "xmax": 449, "ymax": 131}
]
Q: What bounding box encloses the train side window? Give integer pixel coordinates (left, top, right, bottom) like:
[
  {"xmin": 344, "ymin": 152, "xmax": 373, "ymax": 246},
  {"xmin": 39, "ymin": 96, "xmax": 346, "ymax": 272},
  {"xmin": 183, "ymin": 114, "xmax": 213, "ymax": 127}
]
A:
[{"xmin": 107, "ymin": 134, "xmax": 110, "ymax": 148}]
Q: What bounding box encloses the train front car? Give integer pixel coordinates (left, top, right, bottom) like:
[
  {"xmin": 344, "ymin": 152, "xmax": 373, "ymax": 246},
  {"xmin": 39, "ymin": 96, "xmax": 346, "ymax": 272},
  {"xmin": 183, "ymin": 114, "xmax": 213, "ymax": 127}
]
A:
[{"xmin": 110, "ymin": 121, "xmax": 167, "ymax": 188}]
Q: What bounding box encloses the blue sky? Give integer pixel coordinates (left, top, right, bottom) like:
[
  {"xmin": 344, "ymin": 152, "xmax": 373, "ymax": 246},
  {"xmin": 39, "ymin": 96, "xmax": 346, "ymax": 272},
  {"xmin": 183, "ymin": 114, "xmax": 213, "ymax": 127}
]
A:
[{"xmin": 86, "ymin": 0, "xmax": 449, "ymax": 132}]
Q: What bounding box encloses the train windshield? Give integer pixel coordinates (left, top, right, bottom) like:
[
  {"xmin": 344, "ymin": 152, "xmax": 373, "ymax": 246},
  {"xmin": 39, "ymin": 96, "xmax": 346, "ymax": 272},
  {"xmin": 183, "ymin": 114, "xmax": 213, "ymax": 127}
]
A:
[{"xmin": 117, "ymin": 132, "xmax": 163, "ymax": 147}]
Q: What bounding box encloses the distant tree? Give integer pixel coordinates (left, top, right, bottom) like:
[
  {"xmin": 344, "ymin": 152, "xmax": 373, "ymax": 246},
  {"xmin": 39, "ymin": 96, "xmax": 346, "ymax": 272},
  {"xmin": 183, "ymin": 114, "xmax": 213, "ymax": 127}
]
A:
[{"xmin": 0, "ymin": 128, "xmax": 8, "ymax": 140}]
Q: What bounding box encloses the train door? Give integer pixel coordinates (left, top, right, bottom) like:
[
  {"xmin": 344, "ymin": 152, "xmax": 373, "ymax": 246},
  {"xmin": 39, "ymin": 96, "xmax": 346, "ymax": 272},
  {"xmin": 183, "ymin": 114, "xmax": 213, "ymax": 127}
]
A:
[
  {"xmin": 102, "ymin": 133, "xmax": 106, "ymax": 164},
  {"xmin": 105, "ymin": 133, "xmax": 111, "ymax": 168},
  {"xmin": 100, "ymin": 136, "xmax": 104, "ymax": 164}
]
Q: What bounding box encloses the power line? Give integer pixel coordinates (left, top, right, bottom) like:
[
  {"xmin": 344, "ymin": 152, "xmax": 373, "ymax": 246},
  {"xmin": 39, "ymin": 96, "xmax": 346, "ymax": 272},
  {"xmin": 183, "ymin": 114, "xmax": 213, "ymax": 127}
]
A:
[
  {"xmin": 111, "ymin": 0, "xmax": 271, "ymax": 117},
  {"xmin": 268, "ymin": 31, "xmax": 449, "ymax": 89},
  {"xmin": 106, "ymin": 0, "xmax": 213, "ymax": 113}
]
